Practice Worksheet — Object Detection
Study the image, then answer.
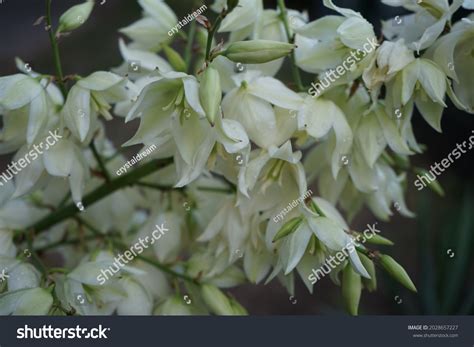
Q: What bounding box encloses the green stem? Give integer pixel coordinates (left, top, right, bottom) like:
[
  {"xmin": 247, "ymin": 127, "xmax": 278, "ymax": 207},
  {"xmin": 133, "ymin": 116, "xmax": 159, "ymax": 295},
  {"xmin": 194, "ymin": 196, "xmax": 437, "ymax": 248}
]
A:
[
  {"xmin": 135, "ymin": 182, "xmax": 184, "ymax": 192},
  {"xmin": 26, "ymin": 159, "xmax": 173, "ymax": 235},
  {"xmin": 277, "ymin": 0, "xmax": 304, "ymax": 92},
  {"xmin": 35, "ymin": 234, "xmax": 114, "ymax": 252},
  {"xmin": 205, "ymin": 10, "xmax": 227, "ymax": 61},
  {"xmin": 27, "ymin": 230, "xmax": 48, "ymax": 277},
  {"xmin": 45, "ymin": 0, "xmax": 67, "ymax": 98},
  {"xmin": 90, "ymin": 140, "xmax": 111, "ymax": 182},
  {"xmin": 185, "ymin": 20, "xmax": 197, "ymax": 73},
  {"xmin": 135, "ymin": 181, "xmax": 232, "ymax": 194}
]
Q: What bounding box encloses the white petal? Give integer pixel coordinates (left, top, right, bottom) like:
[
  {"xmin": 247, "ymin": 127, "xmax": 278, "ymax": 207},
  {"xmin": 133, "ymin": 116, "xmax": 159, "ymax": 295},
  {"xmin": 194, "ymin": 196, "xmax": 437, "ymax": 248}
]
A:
[
  {"xmin": 415, "ymin": 90, "xmax": 444, "ymax": 132},
  {"xmin": 116, "ymin": 278, "xmax": 153, "ymax": 315},
  {"xmin": 295, "ymin": 15, "xmax": 344, "ymax": 39},
  {"xmin": 312, "ymin": 197, "xmax": 349, "ymax": 229},
  {"xmin": 118, "ymin": 39, "xmax": 172, "ymax": 73},
  {"xmin": 43, "ymin": 138, "xmax": 74, "ymax": 177},
  {"xmin": 183, "ymin": 76, "xmax": 205, "ymax": 117},
  {"xmin": 356, "ymin": 111, "xmax": 387, "ymax": 167},
  {"xmin": 63, "ymin": 85, "xmax": 91, "ymax": 141},
  {"xmin": 248, "ymin": 77, "xmax": 303, "ymax": 109},
  {"xmin": 8, "ymin": 263, "xmax": 41, "ymax": 291},
  {"xmin": 78, "ymin": 71, "xmax": 124, "ymax": 91},
  {"xmin": 0, "ymin": 74, "xmax": 43, "ymax": 110},
  {"xmin": 418, "ymin": 59, "xmax": 447, "ymax": 106},
  {"xmin": 323, "ymin": 0, "xmax": 363, "ymax": 18},
  {"xmin": 375, "ymin": 105, "xmax": 413, "ymax": 155},
  {"xmin": 138, "ymin": 0, "xmax": 177, "ymax": 27},
  {"xmin": 308, "ymin": 216, "xmax": 347, "ymax": 251},
  {"xmin": 337, "ymin": 17, "xmax": 375, "ymax": 50},
  {"xmin": 282, "ymin": 221, "xmax": 312, "ymax": 274},
  {"xmin": 69, "ymin": 261, "xmax": 114, "ymax": 286}
]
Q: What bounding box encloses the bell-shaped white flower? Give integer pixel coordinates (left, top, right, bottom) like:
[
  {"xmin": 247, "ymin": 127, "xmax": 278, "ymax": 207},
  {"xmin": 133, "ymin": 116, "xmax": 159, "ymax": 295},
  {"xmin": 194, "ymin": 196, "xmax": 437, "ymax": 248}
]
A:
[
  {"xmin": 382, "ymin": 0, "xmax": 463, "ymax": 53},
  {"xmin": 198, "ymin": 196, "xmax": 249, "ymax": 262},
  {"xmin": 6, "ymin": 263, "xmax": 41, "ymax": 291},
  {"xmin": 298, "ymin": 95, "xmax": 353, "ymax": 178},
  {"xmin": 125, "ymin": 70, "xmax": 248, "ymax": 187},
  {"xmin": 0, "ymin": 287, "xmax": 53, "ymax": 315},
  {"xmin": 0, "ymin": 71, "xmax": 63, "ymax": 146},
  {"xmin": 213, "ymin": 0, "xmax": 264, "ymax": 41},
  {"xmin": 114, "ymin": 39, "xmax": 172, "ymax": 80},
  {"xmin": 425, "ymin": 18, "xmax": 474, "ymax": 113},
  {"xmin": 42, "ymin": 138, "xmax": 90, "ymax": 204},
  {"xmin": 295, "ymin": 0, "xmax": 377, "ymax": 74},
  {"xmin": 63, "ymin": 71, "xmax": 129, "ymax": 142},
  {"xmin": 222, "ymin": 71, "xmax": 302, "ymax": 149},
  {"xmin": 116, "ymin": 277, "xmax": 153, "ymax": 315},
  {"xmin": 386, "ymin": 58, "xmax": 448, "ymax": 132},
  {"xmin": 363, "ymin": 39, "xmax": 415, "ymax": 95},
  {"xmin": 119, "ymin": 0, "xmax": 177, "ymax": 51},
  {"xmin": 237, "ymin": 141, "xmax": 303, "ymax": 197}
]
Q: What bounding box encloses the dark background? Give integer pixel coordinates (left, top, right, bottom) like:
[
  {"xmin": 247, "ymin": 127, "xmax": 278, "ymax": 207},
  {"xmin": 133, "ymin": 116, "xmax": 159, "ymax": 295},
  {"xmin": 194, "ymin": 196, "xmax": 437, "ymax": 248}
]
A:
[{"xmin": 0, "ymin": 0, "xmax": 473, "ymax": 315}]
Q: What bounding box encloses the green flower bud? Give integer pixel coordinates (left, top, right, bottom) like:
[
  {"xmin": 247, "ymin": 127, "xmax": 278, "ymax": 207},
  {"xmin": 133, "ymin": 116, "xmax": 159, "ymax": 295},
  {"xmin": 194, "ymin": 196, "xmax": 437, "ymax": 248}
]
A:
[
  {"xmin": 163, "ymin": 46, "xmax": 187, "ymax": 72},
  {"xmin": 199, "ymin": 67, "xmax": 221, "ymax": 125},
  {"xmin": 223, "ymin": 40, "xmax": 295, "ymax": 64},
  {"xmin": 58, "ymin": 0, "xmax": 94, "ymax": 33},
  {"xmin": 154, "ymin": 296, "xmax": 193, "ymax": 315},
  {"xmin": 229, "ymin": 297, "xmax": 248, "ymax": 315},
  {"xmin": 414, "ymin": 168, "xmax": 445, "ymax": 196},
  {"xmin": 359, "ymin": 253, "xmax": 377, "ymax": 292},
  {"xmin": 342, "ymin": 265, "xmax": 362, "ymax": 316},
  {"xmin": 379, "ymin": 254, "xmax": 417, "ymax": 292},
  {"xmin": 200, "ymin": 284, "xmax": 234, "ymax": 315},
  {"xmin": 272, "ymin": 217, "xmax": 303, "ymax": 243},
  {"xmin": 364, "ymin": 233, "xmax": 394, "ymax": 246}
]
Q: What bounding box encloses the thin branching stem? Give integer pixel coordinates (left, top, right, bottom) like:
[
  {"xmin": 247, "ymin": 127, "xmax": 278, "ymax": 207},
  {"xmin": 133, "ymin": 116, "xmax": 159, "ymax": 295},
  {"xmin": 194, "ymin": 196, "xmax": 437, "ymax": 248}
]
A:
[
  {"xmin": 25, "ymin": 159, "xmax": 173, "ymax": 236},
  {"xmin": 277, "ymin": 0, "xmax": 304, "ymax": 92},
  {"xmin": 45, "ymin": 0, "xmax": 67, "ymax": 98}
]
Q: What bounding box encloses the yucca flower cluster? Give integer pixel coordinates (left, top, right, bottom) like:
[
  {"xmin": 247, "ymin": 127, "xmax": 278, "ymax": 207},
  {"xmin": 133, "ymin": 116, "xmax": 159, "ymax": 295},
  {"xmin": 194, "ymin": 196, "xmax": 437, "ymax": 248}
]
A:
[{"xmin": 0, "ymin": 0, "xmax": 472, "ymax": 316}]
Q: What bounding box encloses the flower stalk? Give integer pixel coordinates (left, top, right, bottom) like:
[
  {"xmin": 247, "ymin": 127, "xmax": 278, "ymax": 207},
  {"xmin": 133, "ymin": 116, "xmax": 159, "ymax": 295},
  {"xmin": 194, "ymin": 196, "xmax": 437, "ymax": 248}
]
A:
[{"xmin": 277, "ymin": 0, "xmax": 304, "ymax": 91}]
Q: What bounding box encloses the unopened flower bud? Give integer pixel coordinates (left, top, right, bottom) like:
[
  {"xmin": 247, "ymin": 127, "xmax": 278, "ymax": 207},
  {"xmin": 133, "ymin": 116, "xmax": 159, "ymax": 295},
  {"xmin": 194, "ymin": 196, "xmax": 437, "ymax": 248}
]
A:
[
  {"xmin": 379, "ymin": 254, "xmax": 417, "ymax": 292},
  {"xmin": 200, "ymin": 284, "xmax": 235, "ymax": 315},
  {"xmin": 223, "ymin": 40, "xmax": 295, "ymax": 64},
  {"xmin": 58, "ymin": 0, "xmax": 94, "ymax": 33},
  {"xmin": 342, "ymin": 265, "xmax": 362, "ymax": 316},
  {"xmin": 199, "ymin": 67, "xmax": 221, "ymax": 125},
  {"xmin": 359, "ymin": 253, "xmax": 377, "ymax": 292},
  {"xmin": 163, "ymin": 45, "xmax": 187, "ymax": 72},
  {"xmin": 273, "ymin": 217, "xmax": 303, "ymax": 242}
]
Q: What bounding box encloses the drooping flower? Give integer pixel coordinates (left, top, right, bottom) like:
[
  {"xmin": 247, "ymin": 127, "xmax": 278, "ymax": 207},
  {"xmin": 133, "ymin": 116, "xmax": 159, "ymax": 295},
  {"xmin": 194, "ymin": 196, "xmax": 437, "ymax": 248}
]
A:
[
  {"xmin": 425, "ymin": 17, "xmax": 474, "ymax": 113},
  {"xmin": 295, "ymin": 0, "xmax": 377, "ymax": 75},
  {"xmin": 0, "ymin": 65, "xmax": 63, "ymax": 146},
  {"xmin": 119, "ymin": 0, "xmax": 177, "ymax": 51},
  {"xmin": 62, "ymin": 71, "xmax": 130, "ymax": 142},
  {"xmin": 222, "ymin": 71, "xmax": 302, "ymax": 149},
  {"xmin": 382, "ymin": 0, "xmax": 464, "ymax": 53}
]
